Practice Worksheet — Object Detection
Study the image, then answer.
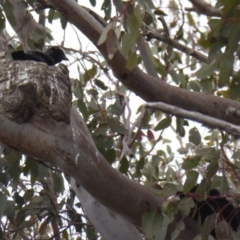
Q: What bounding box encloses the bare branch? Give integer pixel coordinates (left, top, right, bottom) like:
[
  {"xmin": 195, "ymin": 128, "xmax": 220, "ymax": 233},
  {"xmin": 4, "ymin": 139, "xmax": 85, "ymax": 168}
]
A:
[
  {"xmin": 145, "ymin": 102, "xmax": 240, "ymax": 137},
  {"xmin": 157, "ymin": 16, "xmax": 170, "ymax": 36},
  {"xmin": 145, "ymin": 29, "xmax": 209, "ymax": 64}
]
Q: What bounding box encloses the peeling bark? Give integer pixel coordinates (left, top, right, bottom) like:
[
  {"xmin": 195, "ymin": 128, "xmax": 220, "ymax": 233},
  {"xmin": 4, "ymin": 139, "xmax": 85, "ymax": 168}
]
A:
[{"xmin": 0, "ymin": 60, "xmax": 71, "ymax": 123}]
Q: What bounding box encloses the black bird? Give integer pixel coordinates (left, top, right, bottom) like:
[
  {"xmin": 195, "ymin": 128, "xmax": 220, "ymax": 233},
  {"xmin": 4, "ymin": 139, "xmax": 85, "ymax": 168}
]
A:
[{"xmin": 11, "ymin": 46, "xmax": 68, "ymax": 66}]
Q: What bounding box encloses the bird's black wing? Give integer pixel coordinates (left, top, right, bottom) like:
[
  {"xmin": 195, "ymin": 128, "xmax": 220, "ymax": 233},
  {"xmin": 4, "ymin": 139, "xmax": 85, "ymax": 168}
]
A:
[
  {"xmin": 24, "ymin": 51, "xmax": 53, "ymax": 65},
  {"xmin": 11, "ymin": 48, "xmax": 67, "ymax": 66},
  {"xmin": 11, "ymin": 51, "xmax": 26, "ymax": 60}
]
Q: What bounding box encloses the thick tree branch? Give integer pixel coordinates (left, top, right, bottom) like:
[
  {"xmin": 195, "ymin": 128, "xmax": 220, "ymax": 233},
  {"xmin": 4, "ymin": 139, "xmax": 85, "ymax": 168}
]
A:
[
  {"xmin": 49, "ymin": 0, "xmax": 240, "ymax": 126},
  {"xmin": 187, "ymin": 0, "xmax": 221, "ymax": 17}
]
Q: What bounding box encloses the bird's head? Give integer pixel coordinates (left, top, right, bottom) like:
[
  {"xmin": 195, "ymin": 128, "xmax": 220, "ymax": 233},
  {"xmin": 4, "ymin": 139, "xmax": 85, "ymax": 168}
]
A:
[{"xmin": 45, "ymin": 46, "xmax": 68, "ymax": 65}]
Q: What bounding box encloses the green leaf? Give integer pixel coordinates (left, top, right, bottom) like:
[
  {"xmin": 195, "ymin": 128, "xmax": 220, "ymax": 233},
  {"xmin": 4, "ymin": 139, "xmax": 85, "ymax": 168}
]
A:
[
  {"xmin": 208, "ymin": 19, "xmax": 222, "ymax": 38},
  {"xmin": 195, "ymin": 147, "xmax": 216, "ymax": 161},
  {"xmin": 4, "ymin": 201, "xmax": 15, "ymax": 219},
  {"xmin": 135, "ymin": 157, "xmax": 145, "ymax": 177},
  {"xmin": 0, "ymin": 9, "xmax": 5, "ymax": 32},
  {"xmin": 106, "ymin": 29, "xmax": 118, "ymax": 59},
  {"xmin": 35, "ymin": 163, "xmax": 48, "ymax": 182},
  {"xmin": 200, "ymin": 78, "xmax": 214, "ymax": 93},
  {"xmin": 122, "ymin": 32, "xmax": 139, "ymax": 56},
  {"xmin": 125, "ymin": 52, "xmax": 141, "ymax": 70},
  {"xmin": 14, "ymin": 192, "xmax": 24, "ymax": 207},
  {"xmin": 182, "ymin": 156, "xmax": 201, "ymax": 170},
  {"xmin": 86, "ymin": 225, "xmax": 98, "ymax": 239},
  {"xmin": 154, "ymin": 9, "xmax": 167, "ymax": 16},
  {"xmin": 102, "ymin": 149, "xmax": 116, "ymax": 164},
  {"xmin": 133, "ymin": 6, "xmax": 143, "ymax": 24},
  {"xmin": 230, "ymin": 71, "xmax": 240, "ymax": 99},
  {"xmin": 189, "ymin": 81, "xmax": 201, "ymax": 92},
  {"xmin": 193, "ymin": 234, "xmax": 203, "ymax": 240},
  {"xmin": 232, "ymin": 151, "xmax": 240, "ymax": 159},
  {"xmin": 0, "ymin": 193, "xmax": 7, "ymax": 217},
  {"xmin": 77, "ymin": 99, "xmax": 89, "ymax": 120},
  {"xmin": 179, "ymin": 197, "xmax": 195, "ymax": 216},
  {"xmin": 194, "ymin": 180, "xmax": 206, "ymax": 202},
  {"xmin": 169, "ymin": 71, "xmax": 185, "ymax": 85},
  {"xmin": 24, "ymin": 190, "xmax": 34, "ymax": 202},
  {"xmin": 72, "ymin": 79, "xmax": 83, "ymax": 99},
  {"xmin": 53, "ymin": 174, "xmax": 64, "ymax": 194},
  {"xmin": 89, "ymin": 0, "xmax": 96, "ymax": 7},
  {"xmin": 48, "ymin": 9, "xmax": 56, "ymax": 23},
  {"xmin": 101, "ymin": 0, "xmax": 111, "ymax": 20},
  {"xmin": 154, "ymin": 117, "xmax": 172, "ymax": 131},
  {"xmin": 176, "ymin": 118, "xmax": 185, "ymax": 137},
  {"xmin": 206, "ymin": 157, "xmax": 218, "ymax": 178},
  {"xmin": 218, "ymin": 53, "xmax": 233, "ymax": 87},
  {"xmin": 142, "ymin": 209, "xmax": 164, "ymax": 238},
  {"xmin": 94, "ymin": 79, "xmax": 108, "ymax": 90},
  {"xmin": 200, "ymin": 213, "xmax": 216, "ymax": 236},
  {"xmin": 189, "ymin": 127, "xmax": 201, "ymax": 146},
  {"xmin": 107, "ymin": 118, "xmax": 128, "ymax": 135},
  {"xmin": 144, "ymin": 41, "xmax": 157, "ymax": 67},
  {"xmin": 107, "ymin": 104, "xmax": 122, "ymax": 116},
  {"xmin": 228, "ymin": 23, "xmax": 240, "ymax": 53},
  {"xmin": 0, "ymin": 170, "xmax": 9, "ymax": 186},
  {"xmin": 196, "ymin": 61, "xmax": 218, "ymax": 79},
  {"xmin": 183, "ymin": 171, "xmax": 199, "ymax": 194},
  {"xmin": 187, "ymin": 12, "xmax": 195, "ymax": 27},
  {"xmin": 119, "ymin": 157, "xmax": 129, "ymax": 174},
  {"xmin": 83, "ymin": 65, "xmax": 97, "ymax": 82},
  {"xmin": 62, "ymin": 229, "xmax": 69, "ymax": 240},
  {"xmin": 137, "ymin": 0, "xmax": 155, "ymax": 8},
  {"xmin": 2, "ymin": 1, "xmax": 16, "ymax": 27},
  {"xmin": 128, "ymin": 13, "xmax": 141, "ymax": 33},
  {"xmin": 162, "ymin": 183, "xmax": 178, "ymax": 198},
  {"xmin": 211, "ymin": 176, "xmax": 228, "ymax": 195},
  {"xmin": 60, "ymin": 13, "xmax": 68, "ymax": 30},
  {"xmin": 164, "ymin": 200, "xmax": 179, "ymax": 217}
]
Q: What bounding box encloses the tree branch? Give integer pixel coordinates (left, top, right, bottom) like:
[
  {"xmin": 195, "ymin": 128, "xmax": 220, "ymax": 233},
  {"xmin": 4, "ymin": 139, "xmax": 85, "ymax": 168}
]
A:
[
  {"xmin": 48, "ymin": 0, "xmax": 240, "ymax": 127},
  {"xmin": 0, "ymin": 58, "xmax": 201, "ymax": 238},
  {"xmin": 144, "ymin": 29, "xmax": 209, "ymax": 64},
  {"xmin": 0, "ymin": 60, "xmax": 161, "ymax": 227},
  {"xmin": 145, "ymin": 102, "xmax": 240, "ymax": 137},
  {"xmin": 187, "ymin": 0, "xmax": 221, "ymax": 17}
]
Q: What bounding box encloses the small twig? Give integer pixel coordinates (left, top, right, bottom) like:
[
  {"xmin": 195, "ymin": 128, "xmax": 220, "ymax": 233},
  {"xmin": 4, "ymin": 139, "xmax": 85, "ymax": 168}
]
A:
[
  {"xmin": 128, "ymin": 107, "xmax": 147, "ymax": 148},
  {"xmin": 145, "ymin": 29, "xmax": 209, "ymax": 64},
  {"xmin": 157, "ymin": 16, "xmax": 170, "ymax": 37}
]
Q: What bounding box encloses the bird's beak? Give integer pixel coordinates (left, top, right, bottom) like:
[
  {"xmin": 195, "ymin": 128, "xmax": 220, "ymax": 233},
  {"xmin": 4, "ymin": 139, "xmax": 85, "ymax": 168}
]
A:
[{"xmin": 62, "ymin": 54, "xmax": 69, "ymax": 61}]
